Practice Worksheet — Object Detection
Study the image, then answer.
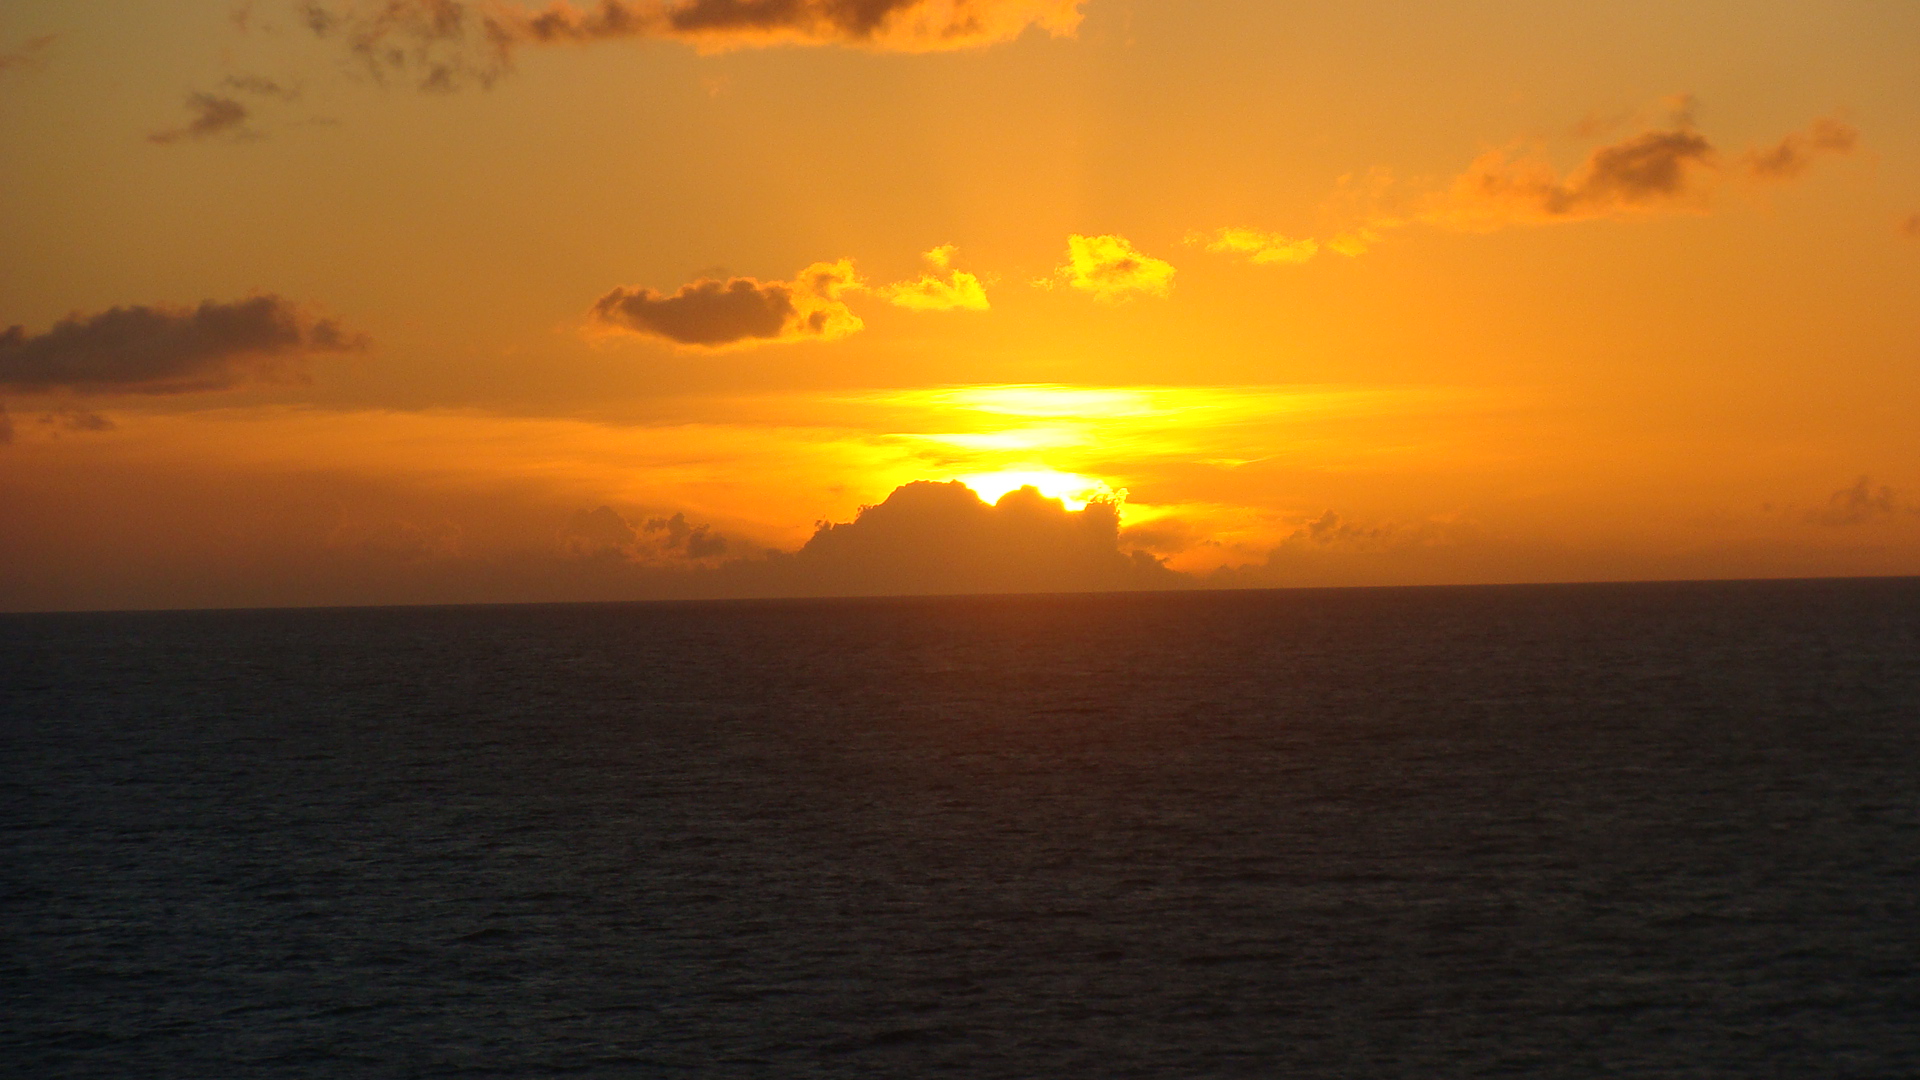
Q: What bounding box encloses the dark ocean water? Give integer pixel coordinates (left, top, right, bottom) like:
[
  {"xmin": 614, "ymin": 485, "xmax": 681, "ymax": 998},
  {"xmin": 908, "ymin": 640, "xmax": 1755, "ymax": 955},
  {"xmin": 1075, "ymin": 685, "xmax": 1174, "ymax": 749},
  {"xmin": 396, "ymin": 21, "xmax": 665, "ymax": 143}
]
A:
[{"xmin": 3, "ymin": 579, "xmax": 1919, "ymax": 1078}]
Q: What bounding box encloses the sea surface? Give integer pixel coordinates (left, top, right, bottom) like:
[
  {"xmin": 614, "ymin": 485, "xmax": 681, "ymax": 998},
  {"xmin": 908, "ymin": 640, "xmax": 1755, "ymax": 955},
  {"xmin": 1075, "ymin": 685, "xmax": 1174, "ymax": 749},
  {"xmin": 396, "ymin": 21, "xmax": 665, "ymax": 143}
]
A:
[{"xmin": 3, "ymin": 579, "xmax": 1919, "ymax": 1078}]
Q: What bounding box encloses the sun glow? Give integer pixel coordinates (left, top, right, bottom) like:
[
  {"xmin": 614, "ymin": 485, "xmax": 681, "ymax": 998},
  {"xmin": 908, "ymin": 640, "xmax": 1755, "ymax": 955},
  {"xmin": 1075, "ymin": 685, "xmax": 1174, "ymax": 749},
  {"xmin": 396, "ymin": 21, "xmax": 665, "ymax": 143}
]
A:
[{"xmin": 956, "ymin": 469, "xmax": 1120, "ymax": 511}]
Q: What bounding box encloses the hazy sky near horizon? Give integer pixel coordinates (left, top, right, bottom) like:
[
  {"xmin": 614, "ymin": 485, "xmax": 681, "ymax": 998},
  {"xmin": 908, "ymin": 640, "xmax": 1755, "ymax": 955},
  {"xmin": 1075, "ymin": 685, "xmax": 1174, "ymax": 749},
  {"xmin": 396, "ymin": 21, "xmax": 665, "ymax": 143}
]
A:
[{"xmin": 3, "ymin": 0, "xmax": 1918, "ymax": 610}]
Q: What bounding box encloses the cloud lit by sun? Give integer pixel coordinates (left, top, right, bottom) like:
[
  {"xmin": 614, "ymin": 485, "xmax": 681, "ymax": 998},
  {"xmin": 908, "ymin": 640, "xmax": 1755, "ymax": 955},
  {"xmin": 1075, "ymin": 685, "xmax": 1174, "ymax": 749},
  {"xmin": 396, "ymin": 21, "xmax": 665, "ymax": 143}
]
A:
[
  {"xmin": 3, "ymin": 3, "xmax": 1916, "ymax": 610},
  {"xmin": 955, "ymin": 470, "xmax": 1119, "ymax": 510}
]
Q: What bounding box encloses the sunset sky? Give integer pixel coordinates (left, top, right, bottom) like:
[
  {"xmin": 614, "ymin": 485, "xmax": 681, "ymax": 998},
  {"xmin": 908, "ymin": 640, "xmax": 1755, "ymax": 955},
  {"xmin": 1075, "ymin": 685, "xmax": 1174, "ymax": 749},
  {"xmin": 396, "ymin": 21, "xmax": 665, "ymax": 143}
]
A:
[{"xmin": 3, "ymin": 0, "xmax": 1918, "ymax": 610}]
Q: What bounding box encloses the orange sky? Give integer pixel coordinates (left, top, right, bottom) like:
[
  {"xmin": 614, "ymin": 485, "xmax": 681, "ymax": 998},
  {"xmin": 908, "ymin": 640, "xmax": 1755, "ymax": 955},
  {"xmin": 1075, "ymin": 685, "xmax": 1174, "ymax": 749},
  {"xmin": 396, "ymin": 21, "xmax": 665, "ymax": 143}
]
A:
[{"xmin": 3, "ymin": 1, "xmax": 1918, "ymax": 610}]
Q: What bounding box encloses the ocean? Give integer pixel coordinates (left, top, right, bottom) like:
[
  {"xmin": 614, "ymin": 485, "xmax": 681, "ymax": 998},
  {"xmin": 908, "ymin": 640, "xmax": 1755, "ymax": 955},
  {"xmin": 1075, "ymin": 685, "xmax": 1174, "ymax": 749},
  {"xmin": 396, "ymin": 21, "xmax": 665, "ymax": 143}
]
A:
[{"xmin": 3, "ymin": 578, "xmax": 1918, "ymax": 1077}]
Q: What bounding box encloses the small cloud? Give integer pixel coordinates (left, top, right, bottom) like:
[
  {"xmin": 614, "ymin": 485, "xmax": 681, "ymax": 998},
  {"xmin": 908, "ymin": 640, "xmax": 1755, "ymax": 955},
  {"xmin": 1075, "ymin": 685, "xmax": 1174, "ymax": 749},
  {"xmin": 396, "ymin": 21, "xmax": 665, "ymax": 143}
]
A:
[
  {"xmin": 590, "ymin": 260, "xmax": 864, "ymax": 349},
  {"xmin": 1428, "ymin": 126, "xmax": 1717, "ymax": 230},
  {"xmin": 877, "ymin": 246, "xmax": 991, "ymax": 312},
  {"xmin": 1189, "ymin": 227, "xmax": 1319, "ymax": 266},
  {"xmin": 1056, "ymin": 234, "xmax": 1176, "ymax": 301},
  {"xmin": 1900, "ymin": 213, "xmax": 1920, "ymax": 240},
  {"xmin": 149, "ymin": 93, "xmax": 253, "ymax": 144},
  {"xmin": 301, "ymin": 0, "xmax": 1084, "ymax": 91},
  {"xmin": 0, "ymin": 295, "xmax": 367, "ymax": 394},
  {"xmin": 0, "ymin": 404, "xmax": 11, "ymax": 445},
  {"xmin": 0, "ymin": 35, "xmax": 54, "ymax": 75},
  {"xmin": 1743, "ymin": 116, "xmax": 1857, "ymax": 180},
  {"xmin": 1807, "ymin": 476, "xmax": 1903, "ymax": 527}
]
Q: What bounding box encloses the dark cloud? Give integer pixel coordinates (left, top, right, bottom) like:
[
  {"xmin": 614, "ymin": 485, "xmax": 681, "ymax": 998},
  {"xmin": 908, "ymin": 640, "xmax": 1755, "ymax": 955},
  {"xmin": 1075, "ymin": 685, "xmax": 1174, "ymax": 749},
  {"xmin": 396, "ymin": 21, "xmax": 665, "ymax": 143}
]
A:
[
  {"xmin": 1901, "ymin": 213, "xmax": 1920, "ymax": 240},
  {"xmin": 1807, "ymin": 476, "xmax": 1903, "ymax": 527},
  {"xmin": 1437, "ymin": 127, "xmax": 1716, "ymax": 228},
  {"xmin": 591, "ymin": 260, "xmax": 862, "ymax": 348},
  {"xmin": 0, "ymin": 404, "xmax": 11, "ymax": 445},
  {"xmin": 1744, "ymin": 117, "xmax": 1857, "ymax": 180},
  {"xmin": 0, "ymin": 35, "xmax": 54, "ymax": 74},
  {"xmin": 560, "ymin": 506, "xmax": 730, "ymax": 562},
  {"xmin": 300, "ymin": 0, "xmax": 1082, "ymax": 90},
  {"xmin": 646, "ymin": 512, "xmax": 728, "ymax": 558},
  {"xmin": 1289, "ymin": 510, "xmax": 1396, "ymax": 548},
  {"xmin": 149, "ymin": 93, "xmax": 253, "ymax": 144},
  {"xmin": 0, "ymin": 295, "xmax": 367, "ymax": 394},
  {"xmin": 737, "ymin": 481, "xmax": 1182, "ymax": 596}
]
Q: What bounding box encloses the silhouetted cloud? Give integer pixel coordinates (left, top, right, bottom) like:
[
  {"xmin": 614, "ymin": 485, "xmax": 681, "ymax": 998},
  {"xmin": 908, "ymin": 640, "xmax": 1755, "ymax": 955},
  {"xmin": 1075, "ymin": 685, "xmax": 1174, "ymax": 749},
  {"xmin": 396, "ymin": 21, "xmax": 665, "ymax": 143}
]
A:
[
  {"xmin": 1188, "ymin": 227, "xmax": 1318, "ymax": 266},
  {"xmin": 149, "ymin": 93, "xmax": 253, "ymax": 144},
  {"xmin": 1055, "ymin": 234, "xmax": 1175, "ymax": 301},
  {"xmin": 647, "ymin": 512, "xmax": 728, "ymax": 557},
  {"xmin": 0, "ymin": 404, "xmax": 11, "ymax": 445},
  {"xmin": 878, "ymin": 246, "xmax": 990, "ymax": 311},
  {"xmin": 591, "ymin": 260, "xmax": 863, "ymax": 348},
  {"xmin": 738, "ymin": 480, "xmax": 1181, "ymax": 596},
  {"xmin": 0, "ymin": 295, "xmax": 367, "ymax": 394},
  {"xmin": 1901, "ymin": 213, "xmax": 1920, "ymax": 240},
  {"xmin": 1807, "ymin": 476, "xmax": 1904, "ymax": 527},
  {"xmin": 1744, "ymin": 117, "xmax": 1856, "ymax": 180},
  {"xmin": 1286, "ymin": 510, "xmax": 1397, "ymax": 548},
  {"xmin": 301, "ymin": 0, "xmax": 1083, "ymax": 90},
  {"xmin": 0, "ymin": 35, "xmax": 54, "ymax": 74},
  {"xmin": 560, "ymin": 505, "xmax": 730, "ymax": 562}
]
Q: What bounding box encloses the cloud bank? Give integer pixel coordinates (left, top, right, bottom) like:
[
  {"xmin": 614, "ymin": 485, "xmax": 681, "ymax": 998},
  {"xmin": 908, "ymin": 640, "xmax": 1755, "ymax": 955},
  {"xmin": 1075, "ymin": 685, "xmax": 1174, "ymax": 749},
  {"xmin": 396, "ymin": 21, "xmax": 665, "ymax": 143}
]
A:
[
  {"xmin": 302, "ymin": 0, "xmax": 1083, "ymax": 90},
  {"xmin": 1056, "ymin": 234, "xmax": 1176, "ymax": 301},
  {"xmin": 591, "ymin": 260, "xmax": 864, "ymax": 348},
  {"xmin": 743, "ymin": 480, "xmax": 1179, "ymax": 596},
  {"xmin": 0, "ymin": 296, "xmax": 367, "ymax": 394},
  {"xmin": 560, "ymin": 505, "xmax": 730, "ymax": 560}
]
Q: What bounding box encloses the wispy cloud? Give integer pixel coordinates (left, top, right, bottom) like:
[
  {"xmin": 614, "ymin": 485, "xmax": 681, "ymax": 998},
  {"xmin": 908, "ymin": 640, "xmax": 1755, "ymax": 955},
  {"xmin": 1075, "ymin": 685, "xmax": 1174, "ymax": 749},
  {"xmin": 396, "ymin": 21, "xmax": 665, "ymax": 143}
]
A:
[
  {"xmin": 0, "ymin": 296, "xmax": 367, "ymax": 393},
  {"xmin": 1196, "ymin": 106, "xmax": 1864, "ymax": 265},
  {"xmin": 149, "ymin": 93, "xmax": 253, "ymax": 144},
  {"xmin": 222, "ymin": 73, "xmax": 302, "ymax": 101},
  {"xmin": 0, "ymin": 35, "xmax": 54, "ymax": 75},
  {"xmin": 1186, "ymin": 227, "xmax": 1318, "ymax": 266},
  {"xmin": 300, "ymin": 0, "xmax": 1084, "ymax": 90},
  {"xmin": 1743, "ymin": 116, "xmax": 1856, "ymax": 180}
]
